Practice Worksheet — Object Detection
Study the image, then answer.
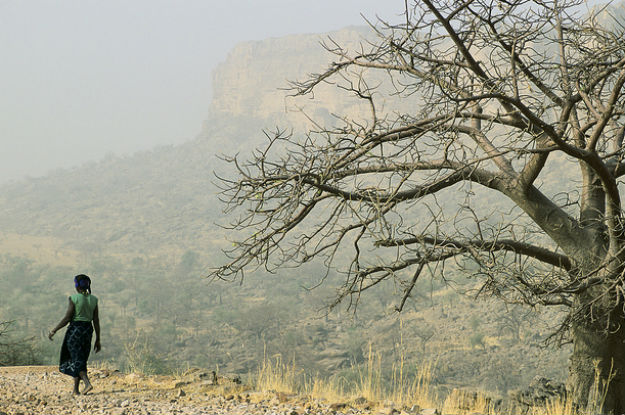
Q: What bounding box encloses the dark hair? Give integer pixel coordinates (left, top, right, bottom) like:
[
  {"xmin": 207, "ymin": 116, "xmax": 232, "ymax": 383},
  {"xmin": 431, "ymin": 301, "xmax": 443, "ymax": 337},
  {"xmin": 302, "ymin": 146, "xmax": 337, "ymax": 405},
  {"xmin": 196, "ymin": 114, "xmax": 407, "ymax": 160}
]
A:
[{"xmin": 74, "ymin": 274, "xmax": 92, "ymax": 294}]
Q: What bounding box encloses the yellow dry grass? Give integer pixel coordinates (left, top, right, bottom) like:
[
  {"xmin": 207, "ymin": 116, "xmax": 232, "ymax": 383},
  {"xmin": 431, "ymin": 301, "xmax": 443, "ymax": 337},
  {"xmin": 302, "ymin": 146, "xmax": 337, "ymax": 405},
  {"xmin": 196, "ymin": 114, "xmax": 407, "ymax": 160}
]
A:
[
  {"xmin": 253, "ymin": 343, "xmax": 438, "ymax": 410},
  {"xmin": 254, "ymin": 353, "xmax": 302, "ymax": 396},
  {"xmin": 251, "ymin": 348, "xmax": 616, "ymax": 415},
  {"xmin": 442, "ymin": 388, "xmax": 497, "ymax": 415},
  {"xmin": 529, "ymin": 398, "xmax": 576, "ymax": 415},
  {"xmin": 527, "ymin": 359, "xmax": 614, "ymax": 415}
]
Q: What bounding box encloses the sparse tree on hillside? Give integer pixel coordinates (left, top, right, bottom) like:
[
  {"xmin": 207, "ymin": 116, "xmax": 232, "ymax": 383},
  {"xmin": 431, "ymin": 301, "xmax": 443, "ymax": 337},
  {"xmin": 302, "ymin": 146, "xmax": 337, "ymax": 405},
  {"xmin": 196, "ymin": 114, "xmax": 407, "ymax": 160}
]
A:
[
  {"xmin": 0, "ymin": 320, "xmax": 11, "ymax": 365},
  {"xmin": 0, "ymin": 320, "xmax": 40, "ymax": 366},
  {"xmin": 213, "ymin": 0, "xmax": 625, "ymax": 412}
]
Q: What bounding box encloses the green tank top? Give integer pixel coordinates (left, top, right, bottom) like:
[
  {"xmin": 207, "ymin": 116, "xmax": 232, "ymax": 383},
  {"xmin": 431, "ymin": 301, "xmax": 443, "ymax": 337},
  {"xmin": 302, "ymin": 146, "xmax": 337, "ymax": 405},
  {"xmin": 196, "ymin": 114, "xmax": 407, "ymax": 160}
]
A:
[{"xmin": 70, "ymin": 293, "xmax": 98, "ymax": 322}]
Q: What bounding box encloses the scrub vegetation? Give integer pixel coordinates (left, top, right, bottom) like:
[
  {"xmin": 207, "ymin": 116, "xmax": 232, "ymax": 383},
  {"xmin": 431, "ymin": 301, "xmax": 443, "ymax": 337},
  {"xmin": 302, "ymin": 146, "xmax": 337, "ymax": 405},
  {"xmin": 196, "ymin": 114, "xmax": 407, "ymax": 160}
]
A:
[{"xmin": 3, "ymin": 0, "xmax": 625, "ymax": 412}]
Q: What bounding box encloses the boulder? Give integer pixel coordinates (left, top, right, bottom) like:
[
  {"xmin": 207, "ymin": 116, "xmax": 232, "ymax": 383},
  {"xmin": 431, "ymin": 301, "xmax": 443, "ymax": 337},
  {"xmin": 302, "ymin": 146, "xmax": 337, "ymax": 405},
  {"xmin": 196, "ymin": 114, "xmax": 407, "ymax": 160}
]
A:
[{"xmin": 509, "ymin": 376, "xmax": 566, "ymax": 407}]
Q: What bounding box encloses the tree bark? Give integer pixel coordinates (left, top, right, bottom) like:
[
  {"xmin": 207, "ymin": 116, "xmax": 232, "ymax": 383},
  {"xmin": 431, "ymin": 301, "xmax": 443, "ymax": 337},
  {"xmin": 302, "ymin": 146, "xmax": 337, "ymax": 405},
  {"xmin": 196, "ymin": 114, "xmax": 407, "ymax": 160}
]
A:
[{"xmin": 568, "ymin": 293, "xmax": 625, "ymax": 414}]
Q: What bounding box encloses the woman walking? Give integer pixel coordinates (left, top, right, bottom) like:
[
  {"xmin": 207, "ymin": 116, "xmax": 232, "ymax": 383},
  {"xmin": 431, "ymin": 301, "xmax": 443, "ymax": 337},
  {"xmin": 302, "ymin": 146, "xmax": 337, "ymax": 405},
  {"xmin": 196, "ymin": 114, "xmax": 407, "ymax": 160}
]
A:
[{"xmin": 49, "ymin": 274, "xmax": 101, "ymax": 395}]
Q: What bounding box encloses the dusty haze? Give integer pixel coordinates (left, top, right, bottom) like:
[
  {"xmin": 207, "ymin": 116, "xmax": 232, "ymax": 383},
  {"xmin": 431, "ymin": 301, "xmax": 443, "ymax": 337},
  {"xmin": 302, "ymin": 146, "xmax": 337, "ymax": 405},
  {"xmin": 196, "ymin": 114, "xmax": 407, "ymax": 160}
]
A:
[{"xmin": 0, "ymin": 0, "xmax": 403, "ymax": 184}]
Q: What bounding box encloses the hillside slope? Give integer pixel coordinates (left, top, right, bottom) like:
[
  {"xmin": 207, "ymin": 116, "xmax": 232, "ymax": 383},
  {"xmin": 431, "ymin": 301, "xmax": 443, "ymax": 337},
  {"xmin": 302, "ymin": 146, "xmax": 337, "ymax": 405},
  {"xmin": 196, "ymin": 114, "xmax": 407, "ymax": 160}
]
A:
[{"xmin": 0, "ymin": 26, "xmax": 570, "ymax": 396}]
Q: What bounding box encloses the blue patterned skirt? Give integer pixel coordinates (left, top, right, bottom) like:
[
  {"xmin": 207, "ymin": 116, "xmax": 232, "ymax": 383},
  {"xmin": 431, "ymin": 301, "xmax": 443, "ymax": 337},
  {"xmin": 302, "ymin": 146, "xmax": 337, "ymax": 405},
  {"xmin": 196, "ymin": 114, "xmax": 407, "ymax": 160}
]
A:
[{"xmin": 59, "ymin": 320, "xmax": 93, "ymax": 377}]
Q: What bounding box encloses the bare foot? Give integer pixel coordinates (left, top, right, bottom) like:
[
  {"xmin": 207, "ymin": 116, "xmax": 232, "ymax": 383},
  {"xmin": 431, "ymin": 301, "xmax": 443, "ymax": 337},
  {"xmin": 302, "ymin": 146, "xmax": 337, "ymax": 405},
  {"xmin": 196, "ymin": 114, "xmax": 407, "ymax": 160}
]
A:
[
  {"xmin": 81, "ymin": 383, "xmax": 93, "ymax": 395},
  {"xmin": 72, "ymin": 390, "xmax": 81, "ymax": 396}
]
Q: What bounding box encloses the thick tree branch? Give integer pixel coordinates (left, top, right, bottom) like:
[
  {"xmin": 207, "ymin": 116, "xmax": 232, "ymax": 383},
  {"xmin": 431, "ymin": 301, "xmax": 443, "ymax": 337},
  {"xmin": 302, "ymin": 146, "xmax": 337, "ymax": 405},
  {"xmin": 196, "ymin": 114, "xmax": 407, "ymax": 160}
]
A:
[{"xmin": 375, "ymin": 235, "xmax": 572, "ymax": 270}]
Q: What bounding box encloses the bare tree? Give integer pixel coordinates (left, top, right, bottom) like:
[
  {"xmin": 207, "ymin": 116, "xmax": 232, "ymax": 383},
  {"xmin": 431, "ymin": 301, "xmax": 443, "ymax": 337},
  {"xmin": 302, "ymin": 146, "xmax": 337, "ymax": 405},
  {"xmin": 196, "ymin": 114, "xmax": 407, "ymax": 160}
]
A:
[
  {"xmin": 212, "ymin": 0, "xmax": 625, "ymax": 412},
  {"xmin": 0, "ymin": 320, "xmax": 40, "ymax": 366}
]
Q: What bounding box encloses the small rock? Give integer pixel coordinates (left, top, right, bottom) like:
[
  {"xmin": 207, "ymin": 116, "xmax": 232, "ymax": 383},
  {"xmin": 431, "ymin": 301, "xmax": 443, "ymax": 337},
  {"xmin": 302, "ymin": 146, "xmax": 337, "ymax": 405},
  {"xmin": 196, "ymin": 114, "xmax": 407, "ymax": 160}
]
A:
[
  {"xmin": 329, "ymin": 402, "xmax": 347, "ymax": 411},
  {"xmin": 419, "ymin": 409, "xmax": 440, "ymax": 415},
  {"xmin": 177, "ymin": 389, "xmax": 186, "ymax": 398}
]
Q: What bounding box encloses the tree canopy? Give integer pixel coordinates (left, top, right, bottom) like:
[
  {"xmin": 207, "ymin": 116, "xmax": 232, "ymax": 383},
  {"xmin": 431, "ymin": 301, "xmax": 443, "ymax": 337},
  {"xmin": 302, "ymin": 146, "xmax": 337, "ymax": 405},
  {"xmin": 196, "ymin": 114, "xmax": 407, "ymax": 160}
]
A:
[{"xmin": 213, "ymin": 0, "xmax": 625, "ymax": 412}]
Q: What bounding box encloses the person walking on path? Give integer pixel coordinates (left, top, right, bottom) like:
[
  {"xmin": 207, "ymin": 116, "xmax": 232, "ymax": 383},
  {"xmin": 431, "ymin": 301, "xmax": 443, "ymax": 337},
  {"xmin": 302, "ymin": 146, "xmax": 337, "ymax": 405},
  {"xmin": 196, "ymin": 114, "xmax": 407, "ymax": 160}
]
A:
[{"xmin": 48, "ymin": 274, "xmax": 101, "ymax": 395}]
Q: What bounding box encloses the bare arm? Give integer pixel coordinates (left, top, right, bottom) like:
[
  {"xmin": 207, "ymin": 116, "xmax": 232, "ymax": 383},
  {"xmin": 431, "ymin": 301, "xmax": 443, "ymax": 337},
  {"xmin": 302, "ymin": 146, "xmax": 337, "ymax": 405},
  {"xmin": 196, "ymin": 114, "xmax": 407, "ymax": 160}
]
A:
[
  {"xmin": 48, "ymin": 298, "xmax": 74, "ymax": 340},
  {"xmin": 92, "ymin": 305, "xmax": 101, "ymax": 352}
]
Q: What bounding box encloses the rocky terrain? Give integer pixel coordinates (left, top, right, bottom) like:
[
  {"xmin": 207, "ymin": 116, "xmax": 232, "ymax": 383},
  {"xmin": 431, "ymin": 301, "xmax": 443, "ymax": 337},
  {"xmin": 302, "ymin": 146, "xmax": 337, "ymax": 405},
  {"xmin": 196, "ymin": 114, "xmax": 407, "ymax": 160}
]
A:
[{"xmin": 0, "ymin": 366, "xmax": 443, "ymax": 415}]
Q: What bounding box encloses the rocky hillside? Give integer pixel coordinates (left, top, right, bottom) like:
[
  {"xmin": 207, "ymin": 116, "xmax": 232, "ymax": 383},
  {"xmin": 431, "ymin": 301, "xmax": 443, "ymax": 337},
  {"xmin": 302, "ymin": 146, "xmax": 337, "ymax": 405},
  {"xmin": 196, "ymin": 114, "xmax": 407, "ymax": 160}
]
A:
[
  {"xmin": 0, "ymin": 27, "xmax": 571, "ymax": 398},
  {"xmin": 209, "ymin": 26, "xmax": 372, "ymax": 130},
  {"xmin": 0, "ymin": 365, "xmax": 319, "ymax": 415}
]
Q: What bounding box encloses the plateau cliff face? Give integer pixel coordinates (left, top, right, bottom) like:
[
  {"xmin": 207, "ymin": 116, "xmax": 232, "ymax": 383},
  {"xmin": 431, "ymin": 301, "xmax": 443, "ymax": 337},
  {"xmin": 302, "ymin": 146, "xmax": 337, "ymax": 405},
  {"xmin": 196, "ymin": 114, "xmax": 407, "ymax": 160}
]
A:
[{"xmin": 208, "ymin": 27, "xmax": 371, "ymax": 130}]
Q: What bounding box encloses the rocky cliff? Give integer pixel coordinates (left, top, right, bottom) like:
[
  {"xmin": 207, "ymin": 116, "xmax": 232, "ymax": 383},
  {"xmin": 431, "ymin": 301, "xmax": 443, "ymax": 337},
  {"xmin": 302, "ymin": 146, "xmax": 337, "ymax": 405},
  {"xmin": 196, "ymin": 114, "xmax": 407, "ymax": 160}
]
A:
[{"xmin": 209, "ymin": 27, "xmax": 371, "ymax": 128}]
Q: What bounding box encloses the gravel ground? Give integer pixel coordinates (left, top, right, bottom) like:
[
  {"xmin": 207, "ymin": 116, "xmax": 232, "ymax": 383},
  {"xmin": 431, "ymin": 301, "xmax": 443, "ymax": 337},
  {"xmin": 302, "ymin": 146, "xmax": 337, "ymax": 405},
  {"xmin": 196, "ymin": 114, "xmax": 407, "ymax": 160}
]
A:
[{"xmin": 0, "ymin": 366, "xmax": 426, "ymax": 415}]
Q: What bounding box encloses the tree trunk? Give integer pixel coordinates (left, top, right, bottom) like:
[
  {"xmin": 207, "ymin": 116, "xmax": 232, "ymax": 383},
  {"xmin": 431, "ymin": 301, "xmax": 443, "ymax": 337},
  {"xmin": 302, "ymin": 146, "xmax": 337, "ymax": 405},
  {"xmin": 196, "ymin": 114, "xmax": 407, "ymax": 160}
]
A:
[{"xmin": 568, "ymin": 305, "xmax": 625, "ymax": 414}]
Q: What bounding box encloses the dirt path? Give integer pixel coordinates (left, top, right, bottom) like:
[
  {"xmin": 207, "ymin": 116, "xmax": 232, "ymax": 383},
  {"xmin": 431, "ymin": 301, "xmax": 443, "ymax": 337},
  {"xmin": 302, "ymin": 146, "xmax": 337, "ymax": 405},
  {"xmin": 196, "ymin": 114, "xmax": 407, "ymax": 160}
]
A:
[{"xmin": 0, "ymin": 366, "xmax": 359, "ymax": 415}]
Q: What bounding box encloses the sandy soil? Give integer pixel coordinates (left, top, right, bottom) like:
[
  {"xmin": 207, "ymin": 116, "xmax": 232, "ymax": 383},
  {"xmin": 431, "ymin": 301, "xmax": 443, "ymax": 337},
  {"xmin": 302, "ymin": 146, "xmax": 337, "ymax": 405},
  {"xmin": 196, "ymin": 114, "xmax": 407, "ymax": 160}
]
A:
[{"xmin": 0, "ymin": 366, "xmax": 386, "ymax": 415}]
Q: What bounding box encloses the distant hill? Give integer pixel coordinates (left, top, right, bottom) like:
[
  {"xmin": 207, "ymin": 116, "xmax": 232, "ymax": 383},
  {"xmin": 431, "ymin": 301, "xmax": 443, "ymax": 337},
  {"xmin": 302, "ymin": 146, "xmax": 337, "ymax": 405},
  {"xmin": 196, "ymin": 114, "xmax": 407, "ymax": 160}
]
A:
[
  {"xmin": 0, "ymin": 26, "xmax": 572, "ymax": 396},
  {"xmin": 0, "ymin": 26, "xmax": 377, "ymax": 260}
]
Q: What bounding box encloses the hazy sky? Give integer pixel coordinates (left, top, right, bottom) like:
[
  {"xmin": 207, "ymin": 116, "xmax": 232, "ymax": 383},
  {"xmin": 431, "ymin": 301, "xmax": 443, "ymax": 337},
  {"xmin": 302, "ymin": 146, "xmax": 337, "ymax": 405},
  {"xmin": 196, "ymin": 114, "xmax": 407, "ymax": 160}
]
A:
[{"xmin": 0, "ymin": 0, "xmax": 406, "ymax": 184}]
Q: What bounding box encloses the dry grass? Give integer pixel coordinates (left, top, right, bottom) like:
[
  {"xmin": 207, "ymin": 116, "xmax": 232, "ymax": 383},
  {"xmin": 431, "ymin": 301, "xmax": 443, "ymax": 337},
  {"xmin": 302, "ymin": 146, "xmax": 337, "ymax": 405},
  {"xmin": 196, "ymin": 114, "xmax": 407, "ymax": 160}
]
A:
[
  {"xmin": 354, "ymin": 344, "xmax": 382, "ymax": 402},
  {"xmin": 254, "ymin": 353, "xmax": 302, "ymax": 395},
  {"xmin": 252, "ymin": 343, "xmax": 438, "ymax": 410},
  {"xmin": 389, "ymin": 323, "xmax": 438, "ymax": 410},
  {"xmin": 250, "ymin": 352, "xmax": 618, "ymax": 415},
  {"xmin": 91, "ymin": 346, "xmax": 621, "ymax": 415},
  {"xmin": 527, "ymin": 360, "xmax": 614, "ymax": 415},
  {"xmin": 529, "ymin": 398, "xmax": 576, "ymax": 415},
  {"xmin": 250, "ymin": 336, "xmax": 615, "ymax": 414},
  {"xmin": 442, "ymin": 388, "xmax": 498, "ymax": 415},
  {"xmin": 303, "ymin": 376, "xmax": 347, "ymax": 404}
]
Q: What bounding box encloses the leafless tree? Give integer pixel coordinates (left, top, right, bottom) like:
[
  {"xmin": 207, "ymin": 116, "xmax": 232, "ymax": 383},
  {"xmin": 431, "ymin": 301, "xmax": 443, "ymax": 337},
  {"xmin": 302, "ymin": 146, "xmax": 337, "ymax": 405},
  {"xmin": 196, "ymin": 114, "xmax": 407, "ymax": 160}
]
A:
[
  {"xmin": 0, "ymin": 320, "xmax": 39, "ymax": 366},
  {"xmin": 212, "ymin": 0, "xmax": 625, "ymax": 411}
]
